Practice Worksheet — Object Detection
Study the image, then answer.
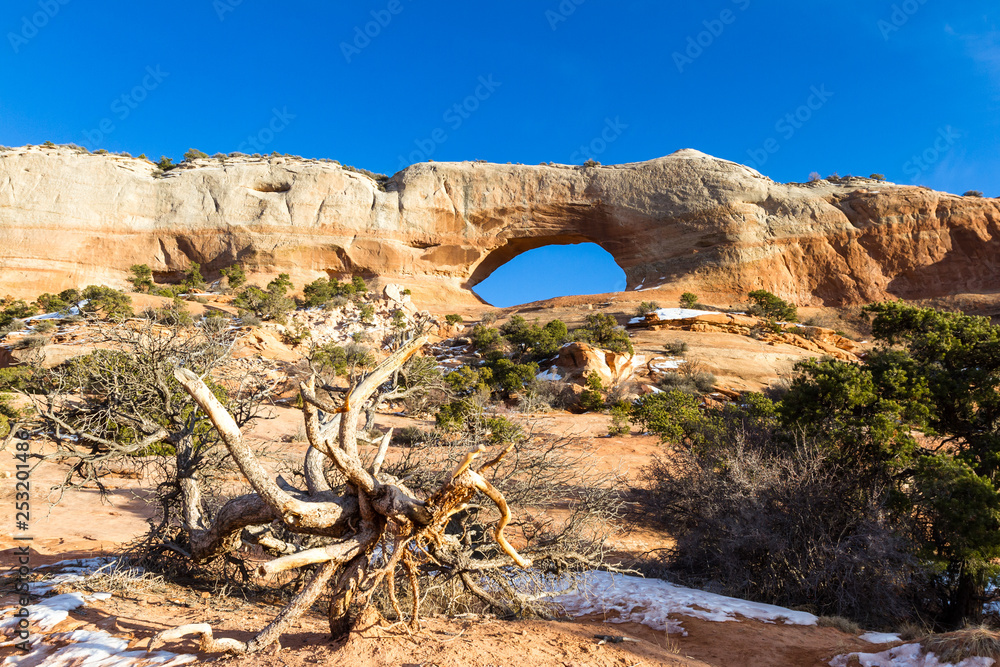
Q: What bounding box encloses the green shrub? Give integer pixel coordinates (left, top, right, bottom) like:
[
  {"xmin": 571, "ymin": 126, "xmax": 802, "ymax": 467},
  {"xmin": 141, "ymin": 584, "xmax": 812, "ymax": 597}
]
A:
[
  {"xmin": 664, "ymin": 340, "xmax": 688, "ymax": 356},
  {"xmin": 220, "ymin": 264, "xmax": 247, "ymax": 289},
  {"xmin": 608, "ymin": 401, "xmax": 630, "ymax": 436},
  {"xmin": 574, "ymin": 313, "xmax": 633, "ymax": 355},
  {"xmin": 636, "ymin": 301, "xmax": 659, "ymax": 316},
  {"xmin": 0, "ymin": 300, "xmax": 37, "ymax": 329},
  {"xmin": 470, "ymin": 324, "xmax": 504, "ymax": 354},
  {"xmin": 499, "ymin": 316, "xmax": 569, "ymax": 362},
  {"xmin": 445, "ymin": 314, "xmax": 464, "ymax": 325},
  {"xmin": 964, "ymin": 190, "xmax": 984, "ymax": 197},
  {"xmin": 629, "ymin": 390, "xmax": 702, "ymax": 443},
  {"xmin": 870, "ymin": 174, "xmax": 886, "ymax": 181},
  {"xmin": 359, "ymin": 303, "xmax": 375, "ymax": 323},
  {"xmin": 658, "ymin": 370, "xmax": 716, "ymax": 395},
  {"xmin": 81, "ymin": 286, "xmax": 133, "ymax": 319},
  {"xmin": 156, "ymin": 156, "xmax": 176, "ymax": 171},
  {"xmin": 310, "ymin": 342, "xmax": 375, "ymax": 379},
  {"xmin": 233, "ymin": 274, "xmax": 294, "ymax": 322},
  {"xmin": 33, "ymin": 320, "xmax": 56, "ymax": 334},
  {"xmin": 579, "ymin": 372, "xmax": 606, "ymax": 411},
  {"xmin": 747, "ymin": 289, "xmax": 797, "ymax": 322},
  {"xmin": 183, "ymin": 148, "xmax": 209, "ymax": 161},
  {"xmin": 128, "ymin": 264, "xmax": 154, "ymax": 293},
  {"xmin": 680, "ymin": 292, "xmax": 699, "ymax": 309},
  {"xmin": 182, "ymin": 262, "xmax": 205, "ymax": 291}
]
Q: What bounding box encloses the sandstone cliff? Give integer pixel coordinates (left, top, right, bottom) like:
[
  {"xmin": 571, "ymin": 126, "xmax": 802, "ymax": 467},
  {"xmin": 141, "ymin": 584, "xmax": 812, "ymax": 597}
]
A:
[{"xmin": 1, "ymin": 145, "xmax": 998, "ymax": 306}]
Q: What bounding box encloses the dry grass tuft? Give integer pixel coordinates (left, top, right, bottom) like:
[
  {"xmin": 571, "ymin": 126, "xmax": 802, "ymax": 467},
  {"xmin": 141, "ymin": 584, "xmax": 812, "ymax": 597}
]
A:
[
  {"xmin": 817, "ymin": 615, "xmax": 861, "ymax": 635},
  {"xmin": 923, "ymin": 625, "xmax": 1000, "ymax": 663}
]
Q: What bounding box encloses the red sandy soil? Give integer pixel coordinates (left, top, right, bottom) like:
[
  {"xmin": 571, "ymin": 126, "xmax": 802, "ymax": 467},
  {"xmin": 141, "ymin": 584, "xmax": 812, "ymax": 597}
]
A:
[{"xmin": 0, "ymin": 297, "xmax": 888, "ymax": 665}]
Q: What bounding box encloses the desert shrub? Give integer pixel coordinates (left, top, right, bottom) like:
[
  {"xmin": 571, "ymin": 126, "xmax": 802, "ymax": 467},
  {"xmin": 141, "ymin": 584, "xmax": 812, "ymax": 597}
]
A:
[
  {"xmin": 310, "ymin": 342, "xmax": 375, "ymax": 381},
  {"xmin": 658, "ymin": 362, "xmax": 716, "ymax": 395},
  {"xmin": 522, "ymin": 376, "xmax": 575, "ymax": 412},
  {"xmin": 142, "ymin": 304, "xmax": 193, "ymax": 328},
  {"xmin": 390, "ymin": 309, "xmax": 406, "ymax": 330},
  {"xmin": 628, "ymin": 390, "xmax": 701, "ymax": 443},
  {"xmin": 964, "ymin": 190, "xmax": 984, "ymax": 197},
  {"xmin": 35, "ymin": 292, "xmax": 72, "ymax": 313},
  {"xmin": 358, "ymin": 303, "xmax": 375, "ymax": 323},
  {"xmin": 156, "ymin": 156, "xmax": 176, "ymax": 172},
  {"xmin": 479, "ymin": 311, "xmax": 498, "ymax": 325},
  {"xmin": 240, "ymin": 314, "xmax": 262, "ymax": 327},
  {"xmin": 482, "ymin": 357, "xmax": 539, "ymax": 396},
  {"xmin": 638, "ymin": 436, "xmax": 921, "ymax": 627},
  {"xmin": 679, "ymin": 292, "xmax": 699, "ymax": 309},
  {"xmin": 183, "ymin": 148, "xmax": 208, "ymax": 161},
  {"xmin": 923, "ymin": 627, "xmax": 1000, "ymax": 663},
  {"xmin": 282, "ymin": 323, "xmax": 311, "ymax": 346},
  {"xmin": 81, "ymin": 285, "xmax": 133, "ymax": 319},
  {"xmin": 870, "ymin": 174, "xmax": 886, "ymax": 181},
  {"xmin": 470, "ymin": 323, "xmax": 504, "ymax": 354},
  {"xmin": 608, "ymin": 401, "xmax": 630, "ymax": 436},
  {"xmin": 574, "ymin": 313, "xmax": 633, "ymax": 355},
  {"xmin": 583, "ymin": 159, "xmax": 600, "ymax": 167},
  {"xmin": 445, "ymin": 314, "xmax": 464, "ymax": 325},
  {"xmin": 499, "ymin": 316, "xmax": 569, "ymax": 362},
  {"xmin": 579, "ymin": 372, "xmax": 605, "ymax": 412},
  {"xmin": 325, "ymin": 295, "xmax": 349, "ymax": 310},
  {"xmin": 636, "ymin": 301, "xmax": 659, "ymax": 316},
  {"xmin": 33, "ymin": 320, "xmax": 56, "ymax": 334},
  {"xmin": 128, "ymin": 264, "xmax": 155, "ymax": 292},
  {"xmin": 220, "ymin": 264, "xmax": 246, "ymax": 289},
  {"xmin": 14, "ymin": 335, "xmax": 48, "ymax": 350},
  {"xmin": 748, "ymin": 290, "xmax": 797, "ymax": 322},
  {"xmin": 0, "ymin": 300, "xmax": 37, "ymax": 329},
  {"xmin": 233, "ymin": 274, "xmax": 294, "ymax": 323},
  {"xmin": 182, "ymin": 262, "xmax": 206, "ymax": 291},
  {"xmin": 664, "ymin": 340, "xmax": 688, "ymax": 356},
  {"xmin": 817, "ymin": 615, "xmax": 861, "ymax": 635}
]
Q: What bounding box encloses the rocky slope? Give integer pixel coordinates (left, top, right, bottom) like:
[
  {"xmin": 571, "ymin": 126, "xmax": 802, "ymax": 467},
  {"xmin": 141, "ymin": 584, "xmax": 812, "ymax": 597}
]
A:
[{"xmin": 1, "ymin": 145, "xmax": 998, "ymax": 306}]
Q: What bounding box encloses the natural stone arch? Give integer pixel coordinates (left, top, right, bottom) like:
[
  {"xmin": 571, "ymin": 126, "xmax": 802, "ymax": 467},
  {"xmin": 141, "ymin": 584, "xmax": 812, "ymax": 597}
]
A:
[{"xmin": 464, "ymin": 233, "xmax": 624, "ymax": 289}]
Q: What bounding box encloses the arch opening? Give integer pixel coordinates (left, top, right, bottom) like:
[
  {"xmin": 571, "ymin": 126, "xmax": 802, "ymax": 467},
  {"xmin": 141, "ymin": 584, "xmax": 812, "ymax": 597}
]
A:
[{"xmin": 472, "ymin": 242, "xmax": 627, "ymax": 307}]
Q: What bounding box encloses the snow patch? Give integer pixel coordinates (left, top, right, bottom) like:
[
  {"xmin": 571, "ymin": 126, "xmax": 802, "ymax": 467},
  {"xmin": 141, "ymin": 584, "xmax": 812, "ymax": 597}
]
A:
[
  {"xmin": 829, "ymin": 642, "xmax": 994, "ymax": 667},
  {"xmin": 860, "ymin": 632, "xmax": 903, "ymax": 644},
  {"xmin": 628, "ymin": 308, "xmax": 721, "ymax": 324},
  {"xmin": 553, "ymin": 571, "xmax": 817, "ymax": 635},
  {"xmin": 536, "ymin": 366, "xmax": 564, "ymax": 381}
]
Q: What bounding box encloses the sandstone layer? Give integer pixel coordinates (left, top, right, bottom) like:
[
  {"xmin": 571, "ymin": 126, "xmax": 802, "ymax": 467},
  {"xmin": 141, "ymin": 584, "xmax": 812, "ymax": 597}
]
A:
[{"xmin": 1, "ymin": 145, "xmax": 998, "ymax": 307}]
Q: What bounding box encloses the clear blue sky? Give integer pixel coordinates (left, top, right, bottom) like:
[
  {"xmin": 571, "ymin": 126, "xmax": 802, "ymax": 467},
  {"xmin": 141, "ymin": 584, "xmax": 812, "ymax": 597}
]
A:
[{"xmin": 1, "ymin": 1, "xmax": 997, "ymax": 305}]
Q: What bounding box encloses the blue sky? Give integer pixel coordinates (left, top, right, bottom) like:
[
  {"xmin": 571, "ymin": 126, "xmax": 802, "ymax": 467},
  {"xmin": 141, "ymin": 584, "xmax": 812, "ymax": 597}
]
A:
[{"xmin": 1, "ymin": 1, "xmax": 997, "ymax": 305}]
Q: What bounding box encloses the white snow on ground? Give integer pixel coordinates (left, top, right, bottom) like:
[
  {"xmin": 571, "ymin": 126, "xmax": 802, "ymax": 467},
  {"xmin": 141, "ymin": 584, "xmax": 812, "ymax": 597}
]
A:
[
  {"xmin": 1, "ymin": 560, "xmax": 193, "ymax": 666},
  {"xmin": 861, "ymin": 632, "xmax": 904, "ymax": 644},
  {"xmin": 536, "ymin": 366, "xmax": 564, "ymax": 381},
  {"xmin": 4, "ymin": 629, "xmax": 196, "ymax": 666},
  {"xmin": 650, "ymin": 358, "xmax": 685, "ymax": 371},
  {"xmin": 552, "ymin": 571, "xmax": 817, "ymax": 635},
  {"xmin": 628, "ymin": 308, "xmax": 721, "ymax": 325},
  {"xmin": 829, "ymin": 643, "xmax": 994, "ymax": 667}
]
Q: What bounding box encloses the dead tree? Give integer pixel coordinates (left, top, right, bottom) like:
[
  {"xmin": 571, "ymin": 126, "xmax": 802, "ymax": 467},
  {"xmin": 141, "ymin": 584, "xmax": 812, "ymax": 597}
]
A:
[{"xmin": 147, "ymin": 335, "xmax": 539, "ymax": 655}]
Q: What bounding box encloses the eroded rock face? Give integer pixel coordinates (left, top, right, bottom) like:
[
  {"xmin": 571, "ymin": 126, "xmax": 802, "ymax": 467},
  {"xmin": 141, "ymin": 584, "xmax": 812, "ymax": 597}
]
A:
[{"xmin": 2, "ymin": 145, "xmax": 999, "ymax": 306}]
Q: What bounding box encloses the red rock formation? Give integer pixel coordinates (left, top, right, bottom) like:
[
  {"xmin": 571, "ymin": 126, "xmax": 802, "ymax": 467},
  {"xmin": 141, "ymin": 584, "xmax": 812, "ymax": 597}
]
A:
[{"xmin": 1, "ymin": 145, "xmax": 998, "ymax": 307}]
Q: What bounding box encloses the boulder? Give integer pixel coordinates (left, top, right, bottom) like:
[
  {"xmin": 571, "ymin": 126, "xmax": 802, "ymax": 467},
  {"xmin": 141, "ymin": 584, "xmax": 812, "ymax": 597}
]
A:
[{"xmin": 539, "ymin": 342, "xmax": 645, "ymax": 388}]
